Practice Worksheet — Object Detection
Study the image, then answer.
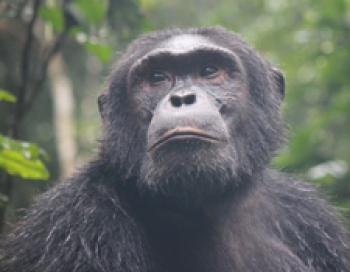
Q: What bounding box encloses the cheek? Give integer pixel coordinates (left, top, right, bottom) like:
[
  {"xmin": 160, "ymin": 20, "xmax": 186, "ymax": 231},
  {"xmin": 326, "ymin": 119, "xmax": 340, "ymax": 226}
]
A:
[
  {"xmin": 219, "ymin": 80, "xmax": 248, "ymax": 109},
  {"xmin": 235, "ymin": 85, "xmax": 248, "ymax": 103},
  {"xmin": 220, "ymin": 83, "xmax": 250, "ymax": 129},
  {"xmin": 140, "ymin": 81, "xmax": 155, "ymax": 93},
  {"xmin": 204, "ymin": 72, "xmax": 228, "ymax": 86},
  {"xmin": 129, "ymin": 86, "xmax": 166, "ymax": 123}
]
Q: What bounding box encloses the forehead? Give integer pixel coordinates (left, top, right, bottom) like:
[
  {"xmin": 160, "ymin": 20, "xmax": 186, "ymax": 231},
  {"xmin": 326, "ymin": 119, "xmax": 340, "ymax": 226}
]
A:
[
  {"xmin": 131, "ymin": 34, "xmax": 234, "ymax": 67},
  {"xmin": 129, "ymin": 34, "xmax": 237, "ymax": 75},
  {"xmin": 159, "ymin": 34, "xmax": 215, "ymax": 53}
]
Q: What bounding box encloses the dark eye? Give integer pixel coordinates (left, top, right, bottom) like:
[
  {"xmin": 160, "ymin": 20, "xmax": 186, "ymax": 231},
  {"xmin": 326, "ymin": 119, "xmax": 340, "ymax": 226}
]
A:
[
  {"xmin": 148, "ymin": 71, "xmax": 168, "ymax": 84},
  {"xmin": 200, "ymin": 65, "xmax": 219, "ymax": 78}
]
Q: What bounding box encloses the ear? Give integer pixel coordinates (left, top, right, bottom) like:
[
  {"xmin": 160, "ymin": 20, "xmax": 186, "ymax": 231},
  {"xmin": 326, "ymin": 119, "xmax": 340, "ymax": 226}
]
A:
[
  {"xmin": 271, "ymin": 67, "xmax": 285, "ymax": 100},
  {"xmin": 98, "ymin": 93, "xmax": 107, "ymax": 120}
]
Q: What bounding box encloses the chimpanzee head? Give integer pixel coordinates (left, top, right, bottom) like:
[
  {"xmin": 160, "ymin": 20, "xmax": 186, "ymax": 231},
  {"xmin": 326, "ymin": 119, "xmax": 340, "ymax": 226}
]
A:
[{"xmin": 98, "ymin": 27, "xmax": 285, "ymax": 205}]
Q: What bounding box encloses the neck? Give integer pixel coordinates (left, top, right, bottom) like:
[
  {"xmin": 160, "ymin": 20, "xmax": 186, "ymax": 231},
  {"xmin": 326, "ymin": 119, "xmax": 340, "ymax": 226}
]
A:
[
  {"xmin": 135, "ymin": 171, "xmax": 257, "ymax": 231},
  {"xmin": 134, "ymin": 173, "xmax": 262, "ymax": 272}
]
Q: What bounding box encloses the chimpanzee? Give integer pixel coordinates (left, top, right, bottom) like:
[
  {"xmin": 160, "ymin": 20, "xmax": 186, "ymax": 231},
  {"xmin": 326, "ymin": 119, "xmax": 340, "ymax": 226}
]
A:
[{"xmin": 1, "ymin": 26, "xmax": 349, "ymax": 272}]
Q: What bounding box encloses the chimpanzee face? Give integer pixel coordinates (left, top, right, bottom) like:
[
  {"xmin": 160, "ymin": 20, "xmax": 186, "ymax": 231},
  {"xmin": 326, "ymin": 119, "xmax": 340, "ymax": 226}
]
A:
[{"xmin": 101, "ymin": 29, "xmax": 284, "ymax": 205}]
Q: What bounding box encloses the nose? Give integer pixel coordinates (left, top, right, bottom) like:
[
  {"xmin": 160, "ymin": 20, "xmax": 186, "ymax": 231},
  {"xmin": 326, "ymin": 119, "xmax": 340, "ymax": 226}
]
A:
[{"xmin": 169, "ymin": 91, "xmax": 197, "ymax": 108}]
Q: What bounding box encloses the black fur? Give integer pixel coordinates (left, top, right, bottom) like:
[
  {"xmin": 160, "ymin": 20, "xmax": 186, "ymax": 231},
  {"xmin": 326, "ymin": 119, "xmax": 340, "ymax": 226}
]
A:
[{"xmin": 1, "ymin": 26, "xmax": 349, "ymax": 272}]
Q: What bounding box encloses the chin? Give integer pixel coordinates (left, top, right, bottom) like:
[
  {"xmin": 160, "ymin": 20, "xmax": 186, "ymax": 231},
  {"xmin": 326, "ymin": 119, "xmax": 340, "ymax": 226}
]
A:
[{"xmin": 138, "ymin": 140, "xmax": 239, "ymax": 206}]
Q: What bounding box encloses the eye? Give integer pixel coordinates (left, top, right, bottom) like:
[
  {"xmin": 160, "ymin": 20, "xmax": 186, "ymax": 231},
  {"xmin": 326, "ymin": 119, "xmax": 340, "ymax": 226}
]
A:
[
  {"xmin": 148, "ymin": 71, "xmax": 169, "ymax": 84},
  {"xmin": 200, "ymin": 65, "xmax": 219, "ymax": 78}
]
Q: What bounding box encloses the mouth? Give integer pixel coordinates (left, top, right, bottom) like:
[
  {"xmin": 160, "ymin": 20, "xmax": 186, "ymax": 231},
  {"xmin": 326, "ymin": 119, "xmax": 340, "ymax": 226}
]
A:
[{"xmin": 148, "ymin": 126, "xmax": 220, "ymax": 152}]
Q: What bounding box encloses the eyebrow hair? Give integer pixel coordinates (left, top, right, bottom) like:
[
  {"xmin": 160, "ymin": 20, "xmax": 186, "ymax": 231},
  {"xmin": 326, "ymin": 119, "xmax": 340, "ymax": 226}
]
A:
[{"xmin": 127, "ymin": 47, "xmax": 241, "ymax": 82}]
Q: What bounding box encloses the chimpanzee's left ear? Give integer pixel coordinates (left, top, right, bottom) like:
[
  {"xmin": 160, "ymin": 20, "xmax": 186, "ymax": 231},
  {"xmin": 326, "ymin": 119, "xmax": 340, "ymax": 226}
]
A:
[
  {"xmin": 271, "ymin": 67, "xmax": 285, "ymax": 100},
  {"xmin": 98, "ymin": 93, "xmax": 107, "ymax": 120}
]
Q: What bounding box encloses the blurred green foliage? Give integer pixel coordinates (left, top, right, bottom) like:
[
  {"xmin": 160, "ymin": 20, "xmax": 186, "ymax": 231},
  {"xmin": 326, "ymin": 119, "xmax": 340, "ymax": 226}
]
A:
[
  {"xmin": 72, "ymin": 0, "xmax": 108, "ymax": 24},
  {"xmin": 0, "ymin": 134, "xmax": 49, "ymax": 180},
  {"xmin": 0, "ymin": 90, "xmax": 49, "ymax": 180},
  {"xmin": 0, "ymin": 0, "xmax": 144, "ymax": 227},
  {"xmin": 39, "ymin": 5, "xmax": 64, "ymax": 32},
  {"xmin": 0, "ymin": 0, "xmax": 349, "ymax": 224},
  {"xmin": 0, "ymin": 90, "xmax": 16, "ymax": 103},
  {"xmin": 139, "ymin": 0, "xmax": 350, "ymax": 216}
]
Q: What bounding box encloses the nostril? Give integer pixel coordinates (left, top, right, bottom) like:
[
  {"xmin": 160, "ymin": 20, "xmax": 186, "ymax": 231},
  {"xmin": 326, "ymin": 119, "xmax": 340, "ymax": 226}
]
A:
[
  {"xmin": 170, "ymin": 95, "xmax": 182, "ymax": 107},
  {"xmin": 183, "ymin": 94, "xmax": 196, "ymax": 105}
]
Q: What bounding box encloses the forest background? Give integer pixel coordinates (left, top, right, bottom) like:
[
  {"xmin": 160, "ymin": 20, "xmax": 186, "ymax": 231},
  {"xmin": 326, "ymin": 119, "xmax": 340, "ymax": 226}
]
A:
[{"xmin": 0, "ymin": 0, "xmax": 349, "ymax": 233}]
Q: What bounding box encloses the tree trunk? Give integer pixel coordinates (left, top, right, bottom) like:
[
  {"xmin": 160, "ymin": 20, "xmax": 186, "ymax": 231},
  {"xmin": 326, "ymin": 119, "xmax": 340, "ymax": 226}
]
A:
[{"xmin": 49, "ymin": 55, "xmax": 77, "ymax": 178}]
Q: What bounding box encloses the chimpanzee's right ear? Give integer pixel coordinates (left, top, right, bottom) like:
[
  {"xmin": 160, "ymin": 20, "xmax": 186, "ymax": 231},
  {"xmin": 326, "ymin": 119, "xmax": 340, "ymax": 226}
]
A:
[
  {"xmin": 271, "ymin": 67, "xmax": 285, "ymax": 100},
  {"xmin": 98, "ymin": 93, "xmax": 107, "ymax": 120}
]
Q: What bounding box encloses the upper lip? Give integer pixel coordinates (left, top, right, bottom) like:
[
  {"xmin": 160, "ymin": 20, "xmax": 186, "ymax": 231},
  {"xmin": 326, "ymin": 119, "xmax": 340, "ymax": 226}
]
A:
[{"xmin": 148, "ymin": 126, "xmax": 220, "ymax": 151}]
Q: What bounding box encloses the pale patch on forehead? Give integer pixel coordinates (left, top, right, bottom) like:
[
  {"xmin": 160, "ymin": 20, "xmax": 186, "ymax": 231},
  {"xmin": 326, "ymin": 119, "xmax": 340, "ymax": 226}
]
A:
[
  {"xmin": 129, "ymin": 33, "xmax": 237, "ymax": 76},
  {"xmin": 160, "ymin": 34, "xmax": 215, "ymax": 54}
]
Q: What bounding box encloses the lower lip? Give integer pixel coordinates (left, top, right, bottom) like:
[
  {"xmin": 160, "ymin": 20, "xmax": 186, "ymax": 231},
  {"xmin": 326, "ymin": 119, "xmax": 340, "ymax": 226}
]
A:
[{"xmin": 148, "ymin": 133, "xmax": 219, "ymax": 151}]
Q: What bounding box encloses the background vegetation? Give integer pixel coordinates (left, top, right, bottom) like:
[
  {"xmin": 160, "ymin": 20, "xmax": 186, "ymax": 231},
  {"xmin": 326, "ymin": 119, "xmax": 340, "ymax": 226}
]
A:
[{"xmin": 0, "ymin": 0, "xmax": 349, "ymax": 232}]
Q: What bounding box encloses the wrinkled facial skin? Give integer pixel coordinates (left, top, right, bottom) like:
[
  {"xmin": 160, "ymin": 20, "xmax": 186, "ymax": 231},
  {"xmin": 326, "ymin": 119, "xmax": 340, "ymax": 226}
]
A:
[
  {"xmin": 128, "ymin": 35, "xmax": 252, "ymax": 204},
  {"xmin": 101, "ymin": 30, "xmax": 284, "ymax": 206}
]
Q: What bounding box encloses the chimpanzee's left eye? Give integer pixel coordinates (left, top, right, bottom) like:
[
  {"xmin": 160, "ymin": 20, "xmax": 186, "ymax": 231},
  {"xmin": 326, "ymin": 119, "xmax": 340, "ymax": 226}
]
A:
[
  {"xmin": 200, "ymin": 65, "xmax": 219, "ymax": 78},
  {"xmin": 148, "ymin": 71, "xmax": 169, "ymax": 84}
]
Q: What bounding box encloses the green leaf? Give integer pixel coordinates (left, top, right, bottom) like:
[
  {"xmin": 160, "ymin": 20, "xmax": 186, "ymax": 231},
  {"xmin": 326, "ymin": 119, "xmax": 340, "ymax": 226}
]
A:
[
  {"xmin": 0, "ymin": 89, "xmax": 16, "ymax": 103},
  {"xmin": 140, "ymin": 0, "xmax": 158, "ymax": 10},
  {"xmin": 68, "ymin": 25, "xmax": 83, "ymax": 36},
  {"xmin": 84, "ymin": 41, "xmax": 112, "ymax": 63},
  {"xmin": 39, "ymin": 5, "xmax": 64, "ymax": 32},
  {"xmin": 0, "ymin": 134, "xmax": 49, "ymax": 180},
  {"xmin": 0, "ymin": 150, "xmax": 49, "ymax": 180},
  {"xmin": 73, "ymin": 0, "xmax": 107, "ymax": 25}
]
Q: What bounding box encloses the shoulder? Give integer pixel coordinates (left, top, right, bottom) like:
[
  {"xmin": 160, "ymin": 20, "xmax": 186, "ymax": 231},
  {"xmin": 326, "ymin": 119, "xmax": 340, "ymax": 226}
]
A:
[{"xmin": 262, "ymin": 169, "xmax": 350, "ymax": 270}]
